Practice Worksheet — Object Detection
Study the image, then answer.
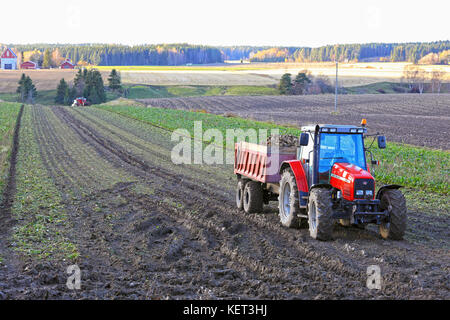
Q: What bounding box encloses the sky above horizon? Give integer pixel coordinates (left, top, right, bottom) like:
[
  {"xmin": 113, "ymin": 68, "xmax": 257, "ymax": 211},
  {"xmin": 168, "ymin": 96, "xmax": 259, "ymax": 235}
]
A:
[{"xmin": 4, "ymin": 0, "xmax": 449, "ymax": 47}]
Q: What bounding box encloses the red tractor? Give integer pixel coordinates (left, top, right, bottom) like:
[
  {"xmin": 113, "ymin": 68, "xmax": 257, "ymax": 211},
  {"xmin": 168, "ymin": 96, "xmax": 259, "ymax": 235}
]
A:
[
  {"xmin": 234, "ymin": 120, "xmax": 407, "ymax": 240},
  {"xmin": 72, "ymin": 97, "xmax": 89, "ymax": 107}
]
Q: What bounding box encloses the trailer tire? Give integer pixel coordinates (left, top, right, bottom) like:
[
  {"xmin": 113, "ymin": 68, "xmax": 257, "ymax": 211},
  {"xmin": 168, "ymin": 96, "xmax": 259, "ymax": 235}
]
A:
[
  {"xmin": 308, "ymin": 188, "xmax": 334, "ymax": 240},
  {"xmin": 243, "ymin": 181, "xmax": 263, "ymax": 213},
  {"xmin": 236, "ymin": 179, "xmax": 245, "ymax": 210},
  {"xmin": 278, "ymin": 170, "xmax": 300, "ymax": 228},
  {"xmin": 379, "ymin": 189, "xmax": 407, "ymax": 240}
]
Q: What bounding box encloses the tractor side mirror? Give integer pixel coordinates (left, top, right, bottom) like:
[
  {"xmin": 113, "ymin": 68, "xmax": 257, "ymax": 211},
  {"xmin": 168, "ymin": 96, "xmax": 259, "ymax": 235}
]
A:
[
  {"xmin": 299, "ymin": 133, "xmax": 309, "ymax": 146},
  {"xmin": 377, "ymin": 136, "xmax": 386, "ymax": 149}
]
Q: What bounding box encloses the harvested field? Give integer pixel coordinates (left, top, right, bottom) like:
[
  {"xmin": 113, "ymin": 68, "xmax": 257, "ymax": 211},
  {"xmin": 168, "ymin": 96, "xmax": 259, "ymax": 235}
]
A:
[
  {"xmin": 138, "ymin": 94, "xmax": 450, "ymax": 150},
  {"xmin": 0, "ymin": 104, "xmax": 448, "ymax": 299}
]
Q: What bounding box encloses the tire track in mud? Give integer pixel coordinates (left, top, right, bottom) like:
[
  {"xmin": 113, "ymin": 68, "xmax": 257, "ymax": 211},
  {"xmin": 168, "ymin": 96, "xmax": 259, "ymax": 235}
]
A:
[{"xmin": 48, "ymin": 106, "xmax": 449, "ymax": 299}]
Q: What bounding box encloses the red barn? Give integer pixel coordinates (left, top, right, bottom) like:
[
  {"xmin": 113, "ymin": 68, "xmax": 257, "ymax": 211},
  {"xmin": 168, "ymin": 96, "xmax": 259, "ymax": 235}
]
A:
[
  {"xmin": 20, "ymin": 61, "xmax": 37, "ymax": 69},
  {"xmin": 60, "ymin": 59, "xmax": 75, "ymax": 69}
]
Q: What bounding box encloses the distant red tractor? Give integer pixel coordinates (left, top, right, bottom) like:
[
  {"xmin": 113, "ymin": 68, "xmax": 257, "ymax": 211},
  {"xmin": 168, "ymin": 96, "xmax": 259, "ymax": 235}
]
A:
[
  {"xmin": 72, "ymin": 97, "xmax": 89, "ymax": 107},
  {"xmin": 234, "ymin": 120, "xmax": 407, "ymax": 240}
]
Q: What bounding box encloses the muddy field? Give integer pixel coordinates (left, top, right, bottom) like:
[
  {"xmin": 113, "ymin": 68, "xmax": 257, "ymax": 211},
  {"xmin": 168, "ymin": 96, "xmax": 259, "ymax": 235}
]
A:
[
  {"xmin": 139, "ymin": 93, "xmax": 450, "ymax": 150},
  {"xmin": 0, "ymin": 104, "xmax": 448, "ymax": 299}
]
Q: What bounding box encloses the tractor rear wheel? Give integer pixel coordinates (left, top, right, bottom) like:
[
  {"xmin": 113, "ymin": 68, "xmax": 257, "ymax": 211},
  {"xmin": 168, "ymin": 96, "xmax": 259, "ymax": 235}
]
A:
[
  {"xmin": 379, "ymin": 189, "xmax": 407, "ymax": 240},
  {"xmin": 278, "ymin": 169, "xmax": 300, "ymax": 228},
  {"xmin": 236, "ymin": 179, "xmax": 245, "ymax": 210},
  {"xmin": 308, "ymin": 188, "xmax": 334, "ymax": 240},
  {"xmin": 243, "ymin": 181, "xmax": 263, "ymax": 213}
]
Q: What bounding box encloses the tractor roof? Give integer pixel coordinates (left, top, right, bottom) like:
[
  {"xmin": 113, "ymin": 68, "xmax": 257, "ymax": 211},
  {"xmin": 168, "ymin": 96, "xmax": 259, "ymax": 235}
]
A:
[{"xmin": 301, "ymin": 124, "xmax": 367, "ymax": 133}]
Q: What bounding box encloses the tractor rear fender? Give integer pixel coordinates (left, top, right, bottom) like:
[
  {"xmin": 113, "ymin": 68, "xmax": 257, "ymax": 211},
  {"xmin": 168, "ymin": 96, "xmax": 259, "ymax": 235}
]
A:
[
  {"xmin": 280, "ymin": 160, "xmax": 309, "ymax": 207},
  {"xmin": 279, "ymin": 160, "xmax": 309, "ymax": 193},
  {"xmin": 376, "ymin": 184, "xmax": 403, "ymax": 199}
]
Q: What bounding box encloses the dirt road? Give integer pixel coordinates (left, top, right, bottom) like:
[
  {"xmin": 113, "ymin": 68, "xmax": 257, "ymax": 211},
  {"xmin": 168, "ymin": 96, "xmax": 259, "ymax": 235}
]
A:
[{"xmin": 0, "ymin": 105, "xmax": 448, "ymax": 299}]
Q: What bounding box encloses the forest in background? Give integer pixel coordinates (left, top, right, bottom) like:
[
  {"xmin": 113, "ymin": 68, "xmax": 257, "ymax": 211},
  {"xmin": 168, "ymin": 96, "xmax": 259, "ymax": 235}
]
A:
[{"xmin": 1, "ymin": 41, "xmax": 449, "ymax": 67}]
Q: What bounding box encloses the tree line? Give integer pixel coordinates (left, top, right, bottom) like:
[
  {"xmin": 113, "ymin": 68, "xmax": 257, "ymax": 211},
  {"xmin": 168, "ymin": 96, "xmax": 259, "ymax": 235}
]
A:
[
  {"xmin": 7, "ymin": 44, "xmax": 224, "ymax": 67},
  {"xmin": 247, "ymin": 41, "xmax": 450, "ymax": 64},
  {"xmin": 4, "ymin": 41, "xmax": 449, "ymax": 67}
]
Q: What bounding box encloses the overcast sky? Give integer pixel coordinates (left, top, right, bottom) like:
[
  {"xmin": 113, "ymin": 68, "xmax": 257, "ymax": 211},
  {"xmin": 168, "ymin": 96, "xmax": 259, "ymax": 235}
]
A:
[{"xmin": 5, "ymin": 0, "xmax": 449, "ymax": 47}]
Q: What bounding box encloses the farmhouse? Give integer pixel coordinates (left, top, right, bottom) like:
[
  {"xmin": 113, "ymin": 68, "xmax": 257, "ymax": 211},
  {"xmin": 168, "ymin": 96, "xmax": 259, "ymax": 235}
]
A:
[
  {"xmin": 1, "ymin": 48, "xmax": 18, "ymax": 69},
  {"xmin": 60, "ymin": 59, "xmax": 75, "ymax": 69},
  {"xmin": 20, "ymin": 61, "xmax": 37, "ymax": 69}
]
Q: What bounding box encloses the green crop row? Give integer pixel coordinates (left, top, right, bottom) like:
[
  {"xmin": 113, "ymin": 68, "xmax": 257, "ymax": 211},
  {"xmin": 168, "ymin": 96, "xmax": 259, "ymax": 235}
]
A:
[
  {"xmin": 96, "ymin": 104, "xmax": 449, "ymax": 195},
  {"xmin": 11, "ymin": 106, "xmax": 79, "ymax": 260},
  {"xmin": 0, "ymin": 102, "xmax": 22, "ymax": 201}
]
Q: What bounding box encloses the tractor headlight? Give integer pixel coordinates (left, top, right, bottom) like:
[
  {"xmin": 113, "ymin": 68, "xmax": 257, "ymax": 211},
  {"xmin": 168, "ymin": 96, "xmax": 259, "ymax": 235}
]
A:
[
  {"xmin": 365, "ymin": 190, "xmax": 373, "ymax": 196},
  {"xmin": 356, "ymin": 190, "xmax": 364, "ymax": 196},
  {"xmin": 350, "ymin": 128, "xmax": 357, "ymax": 133}
]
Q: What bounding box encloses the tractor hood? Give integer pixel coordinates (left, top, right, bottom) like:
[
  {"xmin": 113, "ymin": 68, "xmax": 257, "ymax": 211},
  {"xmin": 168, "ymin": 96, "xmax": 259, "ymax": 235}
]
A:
[{"xmin": 330, "ymin": 162, "xmax": 375, "ymax": 201}]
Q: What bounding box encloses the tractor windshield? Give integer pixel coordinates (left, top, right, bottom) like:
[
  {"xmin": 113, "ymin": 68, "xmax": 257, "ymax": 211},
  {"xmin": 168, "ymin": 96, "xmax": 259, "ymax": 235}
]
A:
[{"xmin": 318, "ymin": 133, "xmax": 366, "ymax": 182}]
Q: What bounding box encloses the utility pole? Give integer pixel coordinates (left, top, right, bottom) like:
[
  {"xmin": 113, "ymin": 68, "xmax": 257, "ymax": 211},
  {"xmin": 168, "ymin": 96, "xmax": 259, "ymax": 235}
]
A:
[{"xmin": 335, "ymin": 60, "xmax": 338, "ymax": 112}]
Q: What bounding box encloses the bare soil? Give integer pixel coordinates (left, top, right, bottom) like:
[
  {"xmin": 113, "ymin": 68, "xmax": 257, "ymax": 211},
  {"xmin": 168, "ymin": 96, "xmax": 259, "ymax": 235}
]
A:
[
  {"xmin": 0, "ymin": 105, "xmax": 448, "ymax": 299},
  {"xmin": 139, "ymin": 94, "xmax": 450, "ymax": 150}
]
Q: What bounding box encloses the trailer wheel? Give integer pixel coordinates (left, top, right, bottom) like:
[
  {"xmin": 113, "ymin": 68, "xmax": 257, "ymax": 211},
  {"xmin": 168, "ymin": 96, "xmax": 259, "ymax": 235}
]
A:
[
  {"xmin": 243, "ymin": 181, "xmax": 263, "ymax": 213},
  {"xmin": 379, "ymin": 189, "xmax": 407, "ymax": 240},
  {"xmin": 308, "ymin": 188, "xmax": 334, "ymax": 240},
  {"xmin": 236, "ymin": 179, "xmax": 245, "ymax": 210},
  {"xmin": 278, "ymin": 170, "xmax": 300, "ymax": 228}
]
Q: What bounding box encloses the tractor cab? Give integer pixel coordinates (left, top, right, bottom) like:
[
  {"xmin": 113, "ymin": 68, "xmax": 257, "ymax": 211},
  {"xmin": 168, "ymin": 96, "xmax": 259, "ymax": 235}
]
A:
[{"xmin": 298, "ymin": 124, "xmax": 371, "ymax": 186}]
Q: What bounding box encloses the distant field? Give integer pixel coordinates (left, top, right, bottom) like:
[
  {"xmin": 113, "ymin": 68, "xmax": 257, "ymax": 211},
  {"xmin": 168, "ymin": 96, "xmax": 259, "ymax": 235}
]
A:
[
  {"xmin": 0, "ymin": 62, "xmax": 448, "ymax": 92},
  {"xmin": 0, "ymin": 70, "xmax": 78, "ymax": 93},
  {"xmin": 99, "ymin": 62, "xmax": 450, "ymax": 87}
]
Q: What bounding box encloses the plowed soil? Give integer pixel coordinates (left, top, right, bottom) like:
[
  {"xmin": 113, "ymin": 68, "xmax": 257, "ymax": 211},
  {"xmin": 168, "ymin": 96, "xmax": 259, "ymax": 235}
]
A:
[
  {"xmin": 0, "ymin": 105, "xmax": 448, "ymax": 299},
  {"xmin": 139, "ymin": 94, "xmax": 450, "ymax": 150}
]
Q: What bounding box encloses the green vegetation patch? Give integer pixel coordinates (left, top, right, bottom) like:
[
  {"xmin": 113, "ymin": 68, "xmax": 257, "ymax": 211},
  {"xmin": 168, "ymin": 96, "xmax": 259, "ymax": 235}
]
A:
[
  {"xmin": 11, "ymin": 106, "xmax": 79, "ymax": 260},
  {"xmin": 0, "ymin": 102, "xmax": 22, "ymax": 201},
  {"xmin": 125, "ymin": 85, "xmax": 278, "ymax": 99},
  {"xmin": 97, "ymin": 104, "xmax": 449, "ymax": 195}
]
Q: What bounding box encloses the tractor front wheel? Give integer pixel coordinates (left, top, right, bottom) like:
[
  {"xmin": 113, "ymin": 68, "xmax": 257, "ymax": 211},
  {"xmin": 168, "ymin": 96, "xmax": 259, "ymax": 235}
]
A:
[
  {"xmin": 308, "ymin": 188, "xmax": 334, "ymax": 240},
  {"xmin": 379, "ymin": 189, "xmax": 407, "ymax": 240}
]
